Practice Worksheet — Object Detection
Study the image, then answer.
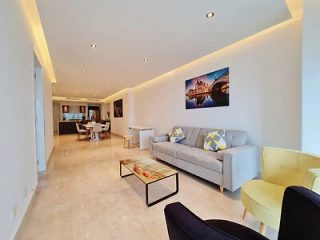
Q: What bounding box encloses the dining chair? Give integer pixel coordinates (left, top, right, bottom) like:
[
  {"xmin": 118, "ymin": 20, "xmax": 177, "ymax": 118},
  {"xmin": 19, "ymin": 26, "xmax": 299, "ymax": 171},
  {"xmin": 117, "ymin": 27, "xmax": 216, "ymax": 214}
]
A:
[
  {"xmin": 92, "ymin": 123, "xmax": 103, "ymax": 141},
  {"xmin": 102, "ymin": 122, "xmax": 110, "ymax": 138},
  {"xmin": 75, "ymin": 122, "xmax": 89, "ymax": 140}
]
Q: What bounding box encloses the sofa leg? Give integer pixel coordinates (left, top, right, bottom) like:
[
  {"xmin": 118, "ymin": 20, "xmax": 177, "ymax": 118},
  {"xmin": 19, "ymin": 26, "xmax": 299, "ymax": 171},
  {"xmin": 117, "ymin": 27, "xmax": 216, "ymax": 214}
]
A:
[
  {"xmin": 219, "ymin": 186, "xmax": 224, "ymax": 193},
  {"xmin": 242, "ymin": 209, "xmax": 248, "ymax": 220},
  {"xmin": 259, "ymin": 222, "xmax": 267, "ymax": 235}
]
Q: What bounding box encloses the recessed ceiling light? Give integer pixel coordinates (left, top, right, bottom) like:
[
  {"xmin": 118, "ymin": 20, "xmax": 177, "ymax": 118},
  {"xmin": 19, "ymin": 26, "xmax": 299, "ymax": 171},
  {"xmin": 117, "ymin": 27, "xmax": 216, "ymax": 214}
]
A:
[
  {"xmin": 206, "ymin": 12, "xmax": 214, "ymax": 18},
  {"xmin": 144, "ymin": 58, "xmax": 150, "ymax": 63},
  {"xmin": 81, "ymin": 70, "xmax": 87, "ymax": 74},
  {"xmin": 90, "ymin": 43, "xmax": 97, "ymax": 48}
]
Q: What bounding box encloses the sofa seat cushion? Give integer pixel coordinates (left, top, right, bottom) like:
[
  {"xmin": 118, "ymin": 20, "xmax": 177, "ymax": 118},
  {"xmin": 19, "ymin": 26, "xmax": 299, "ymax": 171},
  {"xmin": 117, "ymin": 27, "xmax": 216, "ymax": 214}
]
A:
[
  {"xmin": 176, "ymin": 148, "xmax": 222, "ymax": 173},
  {"xmin": 241, "ymin": 180, "xmax": 286, "ymax": 230},
  {"xmin": 152, "ymin": 142, "xmax": 190, "ymax": 157}
]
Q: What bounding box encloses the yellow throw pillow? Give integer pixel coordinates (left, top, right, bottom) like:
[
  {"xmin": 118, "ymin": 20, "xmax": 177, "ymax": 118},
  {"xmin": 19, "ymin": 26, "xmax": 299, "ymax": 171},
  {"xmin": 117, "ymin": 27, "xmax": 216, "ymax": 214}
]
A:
[
  {"xmin": 170, "ymin": 127, "xmax": 186, "ymax": 143},
  {"xmin": 204, "ymin": 129, "xmax": 227, "ymax": 151}
]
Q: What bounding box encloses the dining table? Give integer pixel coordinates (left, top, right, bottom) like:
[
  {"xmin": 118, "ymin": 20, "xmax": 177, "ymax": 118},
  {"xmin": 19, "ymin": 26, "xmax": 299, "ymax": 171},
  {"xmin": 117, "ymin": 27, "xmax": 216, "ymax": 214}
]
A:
[{"xmin": 81, "ymin": 122, "xmax": 106, "ymax": 142}]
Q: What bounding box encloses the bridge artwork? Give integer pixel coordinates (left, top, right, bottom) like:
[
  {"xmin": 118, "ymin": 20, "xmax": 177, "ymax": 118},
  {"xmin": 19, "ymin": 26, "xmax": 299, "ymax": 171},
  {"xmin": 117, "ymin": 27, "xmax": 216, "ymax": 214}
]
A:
[{"xmin": 185, "ymin": 67, "xmax": 229, "ymax": 109}]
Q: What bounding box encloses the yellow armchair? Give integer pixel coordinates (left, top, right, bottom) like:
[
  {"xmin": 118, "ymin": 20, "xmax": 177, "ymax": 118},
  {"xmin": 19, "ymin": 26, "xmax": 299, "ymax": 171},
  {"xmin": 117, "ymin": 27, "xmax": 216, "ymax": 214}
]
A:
[
  {"xmin": 303, "ymin": 168, "xmax": 320, "ymax": 193},
  {"xmin": 241, "ymin": 147, "xmax": 320, "ymax": 234}
]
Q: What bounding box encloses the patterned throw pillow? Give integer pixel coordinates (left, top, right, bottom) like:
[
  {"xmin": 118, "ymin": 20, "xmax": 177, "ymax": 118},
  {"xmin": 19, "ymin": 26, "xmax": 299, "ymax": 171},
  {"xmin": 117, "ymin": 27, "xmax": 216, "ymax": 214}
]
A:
[
  {"xmin": 170, "ymin": 127, "xmax": 186, "ymax": 143},
  {"xmin": 204, "ymin": 129, "xmax": 227, "ymax": 152}
]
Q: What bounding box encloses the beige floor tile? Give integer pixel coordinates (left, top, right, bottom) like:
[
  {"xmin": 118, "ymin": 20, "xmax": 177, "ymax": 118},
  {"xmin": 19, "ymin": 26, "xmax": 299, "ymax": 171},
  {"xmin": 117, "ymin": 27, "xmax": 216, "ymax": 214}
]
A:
[{"xmin": 16, "ymin": 134, "xmax": 278, "ymax": 240}]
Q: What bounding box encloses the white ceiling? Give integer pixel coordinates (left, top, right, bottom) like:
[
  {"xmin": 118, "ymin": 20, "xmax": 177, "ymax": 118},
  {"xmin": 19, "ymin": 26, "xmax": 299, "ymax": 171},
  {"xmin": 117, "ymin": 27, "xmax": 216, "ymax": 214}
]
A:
[{"xmin": 37, "ymin": 0, "xmax": 291, "ymax": 99}]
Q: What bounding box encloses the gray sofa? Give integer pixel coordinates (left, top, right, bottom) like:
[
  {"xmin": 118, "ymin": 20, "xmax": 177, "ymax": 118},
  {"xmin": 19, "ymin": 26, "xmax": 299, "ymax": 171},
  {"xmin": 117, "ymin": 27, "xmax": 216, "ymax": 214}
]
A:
[{"xmin": 151, "ymin": 126, "xmax": 259, "ymax": 192}]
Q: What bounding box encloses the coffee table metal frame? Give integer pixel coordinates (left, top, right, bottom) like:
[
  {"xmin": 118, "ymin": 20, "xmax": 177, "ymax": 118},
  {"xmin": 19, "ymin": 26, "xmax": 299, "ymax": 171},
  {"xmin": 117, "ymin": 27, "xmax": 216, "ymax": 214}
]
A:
[{"xmin": 120, "ymin": 161, "xmax": 179, "ymax": 207}]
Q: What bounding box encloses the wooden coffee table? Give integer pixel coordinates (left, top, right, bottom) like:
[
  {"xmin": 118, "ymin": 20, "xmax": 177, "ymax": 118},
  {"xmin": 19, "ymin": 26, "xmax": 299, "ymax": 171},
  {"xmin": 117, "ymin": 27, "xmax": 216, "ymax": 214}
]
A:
[{"xmin": 120, "ymin": 157, "xmax": 179, "ymax": 207}]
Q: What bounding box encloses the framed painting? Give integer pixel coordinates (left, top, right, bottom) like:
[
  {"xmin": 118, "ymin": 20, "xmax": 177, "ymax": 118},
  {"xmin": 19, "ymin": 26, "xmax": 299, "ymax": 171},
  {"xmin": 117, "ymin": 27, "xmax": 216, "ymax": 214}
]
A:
[
  {"xmin": 113, "ymin": 99, "xmax": 123, "ymax": 118},
  {"xmin": 185, "ymin": 67, "xmax": 229, "ymax": 109}
]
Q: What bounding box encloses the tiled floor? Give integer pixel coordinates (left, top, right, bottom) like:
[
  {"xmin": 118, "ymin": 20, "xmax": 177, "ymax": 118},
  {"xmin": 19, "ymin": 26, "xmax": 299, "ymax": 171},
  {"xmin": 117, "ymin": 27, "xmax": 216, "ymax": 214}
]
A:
[{"xmin": 16, "ymin": 134, "xmax": 277, "ymax": 240}]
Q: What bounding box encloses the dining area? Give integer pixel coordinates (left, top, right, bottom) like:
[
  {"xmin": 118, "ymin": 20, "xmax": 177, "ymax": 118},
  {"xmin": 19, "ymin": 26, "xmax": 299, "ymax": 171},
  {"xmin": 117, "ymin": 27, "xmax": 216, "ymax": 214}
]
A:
[{"xmin": 76, "ymin": 121, "xmax": 110, "ymax": 142}]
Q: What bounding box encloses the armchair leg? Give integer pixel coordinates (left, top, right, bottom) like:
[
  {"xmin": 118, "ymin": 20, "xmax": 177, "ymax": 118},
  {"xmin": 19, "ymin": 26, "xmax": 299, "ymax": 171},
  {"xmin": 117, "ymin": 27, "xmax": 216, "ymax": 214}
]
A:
[
  {"xmin": 242, "ymin": 209, "xmax": 248, "ymax": 220},
  {"xmin": 259, "ymin": 222, "xmax": 267, "ymax": 235},
  {"xmin": 219, "ymin": 186, "xmax": 224, "ymax": 193}
]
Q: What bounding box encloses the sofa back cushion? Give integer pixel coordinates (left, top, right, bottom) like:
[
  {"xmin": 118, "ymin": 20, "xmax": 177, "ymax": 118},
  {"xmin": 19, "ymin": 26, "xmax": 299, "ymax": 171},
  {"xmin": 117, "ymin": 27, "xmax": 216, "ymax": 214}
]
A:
[
  {"xmin": 195, "ymin": 128, "xmax": 247, "ymax": 149},
  {"xmin": 195, "ymin": 128, "xmax": 215, "ymax": 149},
  {"xmin": 172, "ymin": 126, "xmax": 247, "ymax": 149},
  {"xmin": 173, "ymin": 126, "xmax": 200, "ymax": 147}
]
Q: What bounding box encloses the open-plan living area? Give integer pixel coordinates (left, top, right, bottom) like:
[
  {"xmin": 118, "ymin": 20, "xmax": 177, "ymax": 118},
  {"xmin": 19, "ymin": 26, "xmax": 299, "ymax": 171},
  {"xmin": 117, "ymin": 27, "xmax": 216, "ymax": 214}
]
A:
[{"xmin": 1, "ymin": 0, "xmax": 320, "ymax": 239}]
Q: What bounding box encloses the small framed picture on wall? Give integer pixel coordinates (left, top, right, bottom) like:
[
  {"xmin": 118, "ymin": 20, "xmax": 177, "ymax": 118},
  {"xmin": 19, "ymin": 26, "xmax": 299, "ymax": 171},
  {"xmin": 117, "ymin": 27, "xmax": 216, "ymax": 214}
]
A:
[
  {"xmin": 62, "ymin": 105, "xmax": 69, "ymax": 113},
  {"xmin": 80, "ymin": 106, "xmax": 86, "ymax": 113}
]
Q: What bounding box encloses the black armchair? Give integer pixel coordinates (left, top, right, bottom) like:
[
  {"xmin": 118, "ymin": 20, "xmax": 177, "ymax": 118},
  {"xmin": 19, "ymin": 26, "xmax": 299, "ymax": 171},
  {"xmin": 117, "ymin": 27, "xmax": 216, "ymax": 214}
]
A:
[{"xmin": 164, "ymin": 186, "xmax": 320, "ymax": 240}]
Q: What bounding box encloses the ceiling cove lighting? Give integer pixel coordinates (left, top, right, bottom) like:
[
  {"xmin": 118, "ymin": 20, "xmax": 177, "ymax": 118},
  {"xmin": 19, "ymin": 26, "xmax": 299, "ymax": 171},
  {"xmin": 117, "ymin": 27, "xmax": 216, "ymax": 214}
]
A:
[
  {"xmin": 206, "ymin": 12, "xmax": 214, "ymax": 18},
  {"xmin": 20, "ymin": 0, "xmax": 57, "ymax": 83}
]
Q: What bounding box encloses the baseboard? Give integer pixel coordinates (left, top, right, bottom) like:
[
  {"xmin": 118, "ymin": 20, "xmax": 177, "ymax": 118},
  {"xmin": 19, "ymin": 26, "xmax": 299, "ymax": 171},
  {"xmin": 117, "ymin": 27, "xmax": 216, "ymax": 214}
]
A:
[
  {"xmin": 46, "ymin": 145, "xmax": 55, "ymax": 167},
  {"xmin": 14, "ymin": 186, "xmax": 38, "ymax": 240},
  {"xmin": 110, "ymin": 132, "xmax": 122, "ymax": 137}
]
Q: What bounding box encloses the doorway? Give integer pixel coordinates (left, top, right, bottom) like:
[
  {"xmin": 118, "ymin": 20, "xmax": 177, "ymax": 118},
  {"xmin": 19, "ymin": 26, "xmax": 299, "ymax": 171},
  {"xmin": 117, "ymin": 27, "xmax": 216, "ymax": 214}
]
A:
[
  {"xmin": 34, "ymin": 55, "xmax": 46, "ymax": 172},
  {"xmin": 88, "ymin": 105, "xmax": 101, "ymax": 122}
]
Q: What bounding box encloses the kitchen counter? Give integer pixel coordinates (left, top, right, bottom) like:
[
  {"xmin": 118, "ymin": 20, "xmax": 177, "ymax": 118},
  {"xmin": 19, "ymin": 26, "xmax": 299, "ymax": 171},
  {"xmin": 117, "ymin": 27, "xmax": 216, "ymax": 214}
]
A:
[{"xmin": 58, "ymin": 121, "xmax": 79, "ymax": 135}]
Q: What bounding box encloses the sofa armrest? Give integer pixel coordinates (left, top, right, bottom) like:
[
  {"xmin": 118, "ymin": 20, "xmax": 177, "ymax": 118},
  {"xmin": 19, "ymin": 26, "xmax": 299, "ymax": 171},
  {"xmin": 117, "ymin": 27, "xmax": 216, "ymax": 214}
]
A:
[
  {"xmin": 303, "ymin": 169, "xmax": 320, "ymax": 193},
  {"xmin": 151, "ymin": 134, "xmax": 169, "ymax": 143},
  {"xmin": 219, "ymin": 145, "xmax": 259, "ymax": 192}
]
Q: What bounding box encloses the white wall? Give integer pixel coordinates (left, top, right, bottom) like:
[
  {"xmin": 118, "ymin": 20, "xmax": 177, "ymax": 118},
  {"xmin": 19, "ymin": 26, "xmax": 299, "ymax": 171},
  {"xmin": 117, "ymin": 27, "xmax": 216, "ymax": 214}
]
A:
[
  {"xmin": 58, "ymin": 101, "xmax": 88, "ymax": 121},
  {"xmin": 105, "ymin": 89, "xmax": 133, "ymax": 136},
  {"xmin": 52, "ymin": 102, "xmax": 60, "ymax": 132},
  {"xmin": 302, "ymin": 0, "xmax": 320, "ymax": 155},
  {"xmin": 0, "ymin": 1, "xmax": 54, "ymax": 239},
  {"xmin": 43, "ymin": 73, "xmax": 54, "ymax": 161},
  {"xmin": 101, "ymin": 103, "xmax": 111, "ymax": 120},
  {"xmin": 0, "ymin": 1, "xmax": 37, "ymax": 239},
  {"xmin": 132, "ymin": 19, "xmax": 302, "ymax": 150}
]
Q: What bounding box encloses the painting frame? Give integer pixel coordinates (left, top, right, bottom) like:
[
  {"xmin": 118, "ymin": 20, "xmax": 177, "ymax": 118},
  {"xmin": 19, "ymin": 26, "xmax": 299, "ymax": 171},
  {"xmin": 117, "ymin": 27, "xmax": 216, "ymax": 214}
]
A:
[
  {"xmin": 185, "ymin": 67, "xmax": 229, "ymax": 109},
  {"xmin": 113, "ymin": 99, "xmax": 123, "ymax": 118}
]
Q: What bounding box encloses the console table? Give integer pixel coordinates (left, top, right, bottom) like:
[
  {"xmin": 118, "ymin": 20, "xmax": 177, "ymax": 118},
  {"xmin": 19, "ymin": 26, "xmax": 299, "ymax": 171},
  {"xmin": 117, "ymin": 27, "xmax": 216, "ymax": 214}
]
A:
[{"xmin": 128, "ymin": 126, "xmax": 155, "ymax": 150}]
